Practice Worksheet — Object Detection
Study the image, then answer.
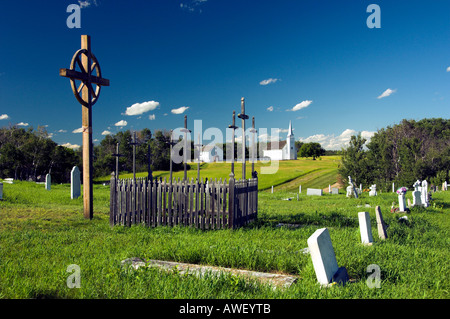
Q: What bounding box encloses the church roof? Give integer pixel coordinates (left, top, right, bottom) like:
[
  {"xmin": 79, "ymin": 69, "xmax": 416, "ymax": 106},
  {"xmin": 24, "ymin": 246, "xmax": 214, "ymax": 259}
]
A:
[{"xmin": 264, "ymin": 140, "xmax": 287, "ymax": 150}]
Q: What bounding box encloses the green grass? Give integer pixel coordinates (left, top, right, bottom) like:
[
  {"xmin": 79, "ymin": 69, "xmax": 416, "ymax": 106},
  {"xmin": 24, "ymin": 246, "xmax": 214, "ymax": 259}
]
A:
[{"xmin": 1, "ymin": 175, "xmax": 449, "ymax": 299}]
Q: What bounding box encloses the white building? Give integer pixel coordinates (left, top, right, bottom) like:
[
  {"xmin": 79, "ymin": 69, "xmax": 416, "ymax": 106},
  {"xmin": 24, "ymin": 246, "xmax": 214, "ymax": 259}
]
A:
[
  {"xmin": 263, "ymin": 121, "xmax": 297, "ymax": 161},
  {"xmin": 200, "ymin": 145, "xmax": 223, "ymax": 163}
]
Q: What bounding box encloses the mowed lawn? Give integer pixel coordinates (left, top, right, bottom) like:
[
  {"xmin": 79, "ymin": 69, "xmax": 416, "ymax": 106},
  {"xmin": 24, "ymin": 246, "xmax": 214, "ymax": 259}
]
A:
[{"xmin": 0, "ymin": 173, "xmax": 449, "ymax": 299}]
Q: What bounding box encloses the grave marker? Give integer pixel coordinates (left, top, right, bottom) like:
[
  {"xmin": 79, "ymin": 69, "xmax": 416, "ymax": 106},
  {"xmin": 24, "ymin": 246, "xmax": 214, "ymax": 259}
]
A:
[
  {"xmin": 0, "ymin": 182, "xmax": 3, "ymax": 200},
  {"xmin": 412, "ymin": 180, "xmax": 422, "ymax": 206},
  {"xmin": 60, "ymin": 34, "xmax": 110, "ymax": 219},
  {"xmin": 331, "ymin": 188, "xmax": 339, "ymax": 195},
  {"xmin": 71, "ymin": 166, "xmax": 81, "ymax": 199},
  {"xmin": 358, "ymin": 212, "xmax": 373, "ymax": 245},
  {"xmin": 369, "ymin": 184, "xmax": 377, "ymax": 196},
  {"xmin": 307, "ymin": 188, "xmax": 323, "ymax": 196},
  {"xmin": 375, "ymin": 206, "xmax": 388, "ymax": 240},
  {"xmin": 307, "ymin": 228, "xmax": 348, "ymax": 286},
  {"xmin": 45, "ymin": 174, "xmax": 51, "ymax": 191},
  {"xmin": 421, "ymin": 180, "xmax": 429, "ymax": 207}
]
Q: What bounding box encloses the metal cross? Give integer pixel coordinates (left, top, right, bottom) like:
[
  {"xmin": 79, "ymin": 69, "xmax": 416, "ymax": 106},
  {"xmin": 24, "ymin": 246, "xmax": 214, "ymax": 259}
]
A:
[
  {"xmin": 112, "ymin": 142, "xmax": 124, "ymax": 180},
  {"xmin": 249, "ymin": 116, "xmax": 257, "ymax": 177},
  {"xmin": 180, "ymin": 115, "xmax": 191, "ymax": 181},
  {"xmin": 194, "ymin": 133, "xmax": 202, "ymax": 182},
  {"xmin": 129, "ymin": 131, "xmax": 141, "ymax": 181},
  {"xmin": 166, "ymin": 129, "xmax": 178, "ymax": 183},
  {"xmin": 228, "ymin": 110, "xmax": 238, "ymax": 177},
  {"xmin": 59, "ymin": 35, "xmax": 110, "ymax": 220},
  {"xmin": 237, "ymin": 97, "xmax": 249, "ymax": 180}
]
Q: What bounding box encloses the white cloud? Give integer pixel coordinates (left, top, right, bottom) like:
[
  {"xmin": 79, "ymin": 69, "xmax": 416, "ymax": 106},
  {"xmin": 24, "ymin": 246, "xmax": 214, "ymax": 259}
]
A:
[
  {"xmin": 267, "ymin": 106, "xmax": 274, "ymax": 112},
  {"xmin": 78, "ymin": 0, "xmax": 98, "ymax": 8},
  {"xmin": 115, "ymin": 120, "xmax": 128, "ymax": 127},
  {"xmin": 0, "ymin": 114, "xmax": 9, "ymax": 120},
  {"xmin": 299, "ymin": 129, "xmax": 376, "ymax": 150},
  {"xmin": 149, "ymin": 114, "xmax": 156, "ymax": 120},
  {"xmin": 61, "ymin": 143, "xmax": 81, "ymax": 150},
  {"xmin": 260, "ymin": 78, "xmax": 279, "ymax": 86},
  {"xmin": 72, "ymin": 127, "xmax": 84, "ymax": 133},
  {"xmin": 180, "ymin": 0, "xmax": 208, "ymax": 13},
  {"xmin": 377, "ymin": 88, "xmax": 397, "ymax": 99},
  {"xmin": 289, "ymin": 100, "xmax": 313, "ymax": 111},
  {"xmin": 171, "ymin": 106, "xmax": 189, "ymax": 114},
  {"xmin": 16, "ymin": 122, "xmax": 29, "ymax": 127},
  {"xmin": 447, "ymin": 66, "xmax": 450, "ymax": 72},
  {"xmin": 102, "ymin": 130, "xmax": 112, "ymax": 135},
  {"xmin": 58, "ymin": 129, "xmax": 67, "ymax": 133},
  {"xmin": 124, "ymin": 101, "xmax": 160, "ymax": 116}
]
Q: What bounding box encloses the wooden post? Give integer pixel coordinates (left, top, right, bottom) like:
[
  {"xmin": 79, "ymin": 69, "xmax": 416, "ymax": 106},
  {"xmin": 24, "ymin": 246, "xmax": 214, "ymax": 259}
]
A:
[
  {"xmin": 110, "ymin": 172, "xmax": 116, "ymax": 226},
  {"xmin": 81, "ymin": 35, "xmax": 93, "ymax": 219},
  {"xmin": 60, "ymin": 34, "xmax": 109, "ymax": 220}
]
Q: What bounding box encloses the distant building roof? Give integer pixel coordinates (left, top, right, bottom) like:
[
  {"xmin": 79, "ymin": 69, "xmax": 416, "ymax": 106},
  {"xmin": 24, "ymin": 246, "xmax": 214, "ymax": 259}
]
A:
[{"xmin": 264, "ymin": 140, "xmax": 287, "ymax": 150}]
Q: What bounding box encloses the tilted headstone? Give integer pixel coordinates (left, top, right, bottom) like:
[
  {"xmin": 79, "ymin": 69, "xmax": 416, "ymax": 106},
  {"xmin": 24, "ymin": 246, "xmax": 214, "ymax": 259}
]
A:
[
  {"xmin": 45, "ymin": 174, "xmax": 51, "ymax": 191},
  {"xmin": 307, "ymin": 228, "xmax": 348, "ymax": 286},
  {"xmin": 375, "ymin": 206, "xmax": 388, "ymax": 240},
  {"xmin": 307, "ymin": 188, "xmax": 323, "ymax": 196},
  {"xmin": 0, "ymin": 182, "xmax": 3, "ymax": 200},
  {"xmin": 71, "ymin": 166, "xmax": 81, "ymax": 199},
  {"xmin": 358, "ymin": 212, "xmax": 373, "ymax": 245}
]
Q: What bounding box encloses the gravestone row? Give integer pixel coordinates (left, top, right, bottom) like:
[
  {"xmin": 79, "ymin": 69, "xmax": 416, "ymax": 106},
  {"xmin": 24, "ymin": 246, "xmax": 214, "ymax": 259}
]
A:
[{"xmin": 307, "ymin": 205, "xmax": 389, "ymax": 286}]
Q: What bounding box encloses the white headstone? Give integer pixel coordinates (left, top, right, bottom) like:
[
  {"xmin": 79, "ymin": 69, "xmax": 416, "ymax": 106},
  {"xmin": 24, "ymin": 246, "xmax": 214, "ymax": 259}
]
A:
[
  {"xmin": 271, "ymin": 185, "xmax": 274, "ymax": 193},
  {"xmin": 444, "ymin": 181, "xmax": 448, "ymax": 191},
  {"xmin": 71, "ymin": 166, "xmax": 81, "ymax": 199},
  {"xmin": 358, "ymin": 212, "xmax": 373, "ymax": 245},
  {"xmin": 328, "ymin": 184, "xmax": 331, "ymax": 193},
  {"xmin": 0, "ymin": 182, "xmax": 3, "ymax": 200},
  {"xmin": 375, "ymin": 206, "xmax": 387, "ymax": 240},
  {"xmin": 392, "ymin": 182, "xmax": 395, "ymax": 193},
  {"xmin": 347, "ymin": 176, "xmax": 358, "ymax": 198},
  {"xmin": 412, "ymin": 180, "xmax": 422, "ymax": 206},
  {"xmin": 307, "ymin": 228, "xmax": 339, "ymax": 286},
  {"xmin": 45, "ymin": 174, "xmax": 51, "ymax": 191},
  {"xmin": 369, "ymin": 184, "xmax": 377, "ymax": 197},
  {"xmin": 307, "ymin": 188, "xmax": 323, "ymax": 196},
  {"xmin": 299, "ymin": 185, "xmax": 302, "ymax": 193},
  {"xmin": 331, "ymin": 188, "xmax": 339, "ymax": 195},
  {"xmin": 421, "ymin": 180, "xmax": 429, "ymax": 207},
  {"xmin": 398, "ymin": 193, "xmax": 406, "ymax": 212}
]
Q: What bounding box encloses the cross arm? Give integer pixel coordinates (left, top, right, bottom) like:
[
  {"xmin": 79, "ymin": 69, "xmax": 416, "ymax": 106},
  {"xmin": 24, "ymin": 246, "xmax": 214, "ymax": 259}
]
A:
[{"xmin": 60, "ymin": 68, "xmax": 110, "ymax": 87}]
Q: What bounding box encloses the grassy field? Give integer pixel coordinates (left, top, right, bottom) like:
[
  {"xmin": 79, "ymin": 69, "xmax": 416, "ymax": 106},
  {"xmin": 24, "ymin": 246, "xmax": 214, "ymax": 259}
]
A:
[
  {"xmin": 95, "ymin": 156, "xmax": 342, "ymax": 192},
  {"xmin": 1, "ymin": 172, "xmax": 449, "ymax": 300}
]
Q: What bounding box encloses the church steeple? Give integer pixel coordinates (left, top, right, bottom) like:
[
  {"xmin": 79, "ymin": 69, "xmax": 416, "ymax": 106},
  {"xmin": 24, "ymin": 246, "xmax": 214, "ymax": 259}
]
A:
[{"xmin": 287, "ymin": 120, "xmax": 293, "ymax": 137}]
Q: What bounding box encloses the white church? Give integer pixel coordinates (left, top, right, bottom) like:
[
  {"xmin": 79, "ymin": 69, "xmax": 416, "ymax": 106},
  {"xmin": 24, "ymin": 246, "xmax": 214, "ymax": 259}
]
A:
[{"xmin": 263, "ymin": 121, "xmax": 297, "ymax": 161}]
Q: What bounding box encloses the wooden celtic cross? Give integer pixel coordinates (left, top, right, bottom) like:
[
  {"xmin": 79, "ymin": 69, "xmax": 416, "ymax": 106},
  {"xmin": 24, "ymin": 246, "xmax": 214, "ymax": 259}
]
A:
[{"xmin": 60, "ymin": 35, "xmax": 110, "ymax": 219}]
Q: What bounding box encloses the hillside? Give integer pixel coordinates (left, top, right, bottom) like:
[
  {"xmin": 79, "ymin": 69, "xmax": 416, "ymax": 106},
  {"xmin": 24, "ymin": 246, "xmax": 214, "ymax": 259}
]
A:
[{"xmin": 95, "ymin": 156, "xmax": 342, "ymax": 192}]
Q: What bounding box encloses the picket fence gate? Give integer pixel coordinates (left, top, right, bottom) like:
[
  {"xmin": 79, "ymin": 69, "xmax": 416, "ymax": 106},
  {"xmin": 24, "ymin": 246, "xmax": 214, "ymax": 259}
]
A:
[{"xmin": 109, "ymin": 173, "xmax": 258, "ymax": 230}]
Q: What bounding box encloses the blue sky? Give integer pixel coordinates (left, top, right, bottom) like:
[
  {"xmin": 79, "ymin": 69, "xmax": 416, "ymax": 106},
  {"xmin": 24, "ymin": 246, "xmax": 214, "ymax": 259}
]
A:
[{"xmin": 0, "ymin": 0, "xmax": 449, "ymax": 150}]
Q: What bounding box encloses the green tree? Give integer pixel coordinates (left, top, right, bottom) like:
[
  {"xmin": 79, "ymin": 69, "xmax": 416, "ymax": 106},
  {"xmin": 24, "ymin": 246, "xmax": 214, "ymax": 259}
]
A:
[{"xmin": 298, "ymin": 142, "xmax": 325, "ymax": 160}]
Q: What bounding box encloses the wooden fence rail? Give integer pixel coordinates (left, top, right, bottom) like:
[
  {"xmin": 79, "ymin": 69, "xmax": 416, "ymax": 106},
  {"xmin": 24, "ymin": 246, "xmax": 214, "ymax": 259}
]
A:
[{"xmin": 110, "ymin": 173, "xmax": 258, "ymax": 229}]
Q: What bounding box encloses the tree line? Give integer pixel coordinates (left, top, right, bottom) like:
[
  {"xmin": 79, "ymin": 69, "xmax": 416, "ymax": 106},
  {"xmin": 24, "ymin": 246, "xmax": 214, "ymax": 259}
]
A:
[{"xmin": 338, "ymin": 118, "xmax": 450, "ymax": 191}]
